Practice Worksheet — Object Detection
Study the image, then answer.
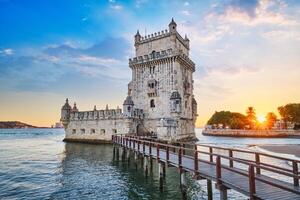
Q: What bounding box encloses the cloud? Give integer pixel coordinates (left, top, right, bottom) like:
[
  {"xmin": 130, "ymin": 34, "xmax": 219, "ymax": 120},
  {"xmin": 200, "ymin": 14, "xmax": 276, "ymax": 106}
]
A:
[
  {"xmin": 0, "ymin": 48, "xmax": 14, "ymax": 55},
  {"xmin": 262, "ymin": 29, "xmax": 300, "ymax": 41},
  {"xmin": 45, "ymin": 37, "xmax": 130, "ymax": 59},
  {"xmin": 181, "ymin": 21, "xmax": 232, "ymax": 44},
  {"xmin": 181, "ymin": 10, "xmax": 191, "ymax": 16},
  {"xmin": 110, "ymin": 4, "xmax": 123, "ymax": 10},
  {"xmin": 184, "ymin": 2, "xmax": 189, "ymax": 6},
  {"xmin": 0, "ymin": 37, "xmax": 131, "ymax": 93},
  {"xmin": 207, "ymin": 0, "xmax": 297, "ymax": 26},
  {"xmin": 204, "ymin": 65, "xmax": 260, "ymax": 75}
]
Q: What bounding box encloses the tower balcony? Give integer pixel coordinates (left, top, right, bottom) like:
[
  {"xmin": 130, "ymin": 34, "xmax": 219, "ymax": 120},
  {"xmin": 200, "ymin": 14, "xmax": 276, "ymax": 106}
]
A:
[{"xmin": 147, "ymin": 88, "xmax": 158, "ymax": 97}]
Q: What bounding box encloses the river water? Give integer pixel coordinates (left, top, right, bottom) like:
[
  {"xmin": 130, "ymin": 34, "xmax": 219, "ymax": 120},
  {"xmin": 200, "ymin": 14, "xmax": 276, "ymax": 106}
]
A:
[{"xmin": 0, "ymin": 128, "xmax": 299, "ymax": 200}]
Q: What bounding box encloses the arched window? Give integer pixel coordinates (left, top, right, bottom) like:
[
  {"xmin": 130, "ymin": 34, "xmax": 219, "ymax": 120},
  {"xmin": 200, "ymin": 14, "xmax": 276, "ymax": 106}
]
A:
[
  {"xmin": 127, "ymin": 106, "xmax": 131, "ymax": 111},
  {"xmin": 151, "ymin": 50, "xmax": 156, "ymax": 59},
  {"xmin": 150, "ymin": 99, "xmax": 155, "ymax": 108}
]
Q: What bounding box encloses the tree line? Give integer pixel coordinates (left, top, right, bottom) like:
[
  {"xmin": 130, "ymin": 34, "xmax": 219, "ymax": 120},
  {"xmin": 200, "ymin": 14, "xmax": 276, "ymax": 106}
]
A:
[{"xmin": 207, "ymin": 103, "xmax": 300, "ymax": 130}]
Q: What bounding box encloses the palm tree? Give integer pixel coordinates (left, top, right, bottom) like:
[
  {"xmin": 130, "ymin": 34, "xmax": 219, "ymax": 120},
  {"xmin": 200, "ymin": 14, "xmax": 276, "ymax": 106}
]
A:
[
  {"xmin": 265, "ymin": 112, "xmax": 277, "ymax": 129},
  {"xmin": 246, "ymin": 106, "xmax": 257, "ymax": 129}
]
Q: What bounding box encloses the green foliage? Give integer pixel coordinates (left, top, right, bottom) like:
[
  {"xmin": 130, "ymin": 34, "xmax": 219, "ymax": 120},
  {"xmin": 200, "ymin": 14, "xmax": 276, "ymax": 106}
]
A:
[
  {"xmin": 265, "ymin": 112, "xmax": 277, "ymax": 129},
  {"xmin": 207, "ymin": 111, "xmax": 247, "ymax": 129},
  {"xmin": 278, "ymin": 103, "xmax": 300, "ymax": 129},
  {"xmin": 246, "ymin": 106, "xmax": 257, "ymax": 129}
]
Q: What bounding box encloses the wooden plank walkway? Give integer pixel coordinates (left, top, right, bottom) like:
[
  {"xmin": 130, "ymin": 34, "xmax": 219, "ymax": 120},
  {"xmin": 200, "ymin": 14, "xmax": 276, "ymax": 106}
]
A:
[{"xmin": 112, "ymin": 135, "xmax": 300, "ymax": 200}]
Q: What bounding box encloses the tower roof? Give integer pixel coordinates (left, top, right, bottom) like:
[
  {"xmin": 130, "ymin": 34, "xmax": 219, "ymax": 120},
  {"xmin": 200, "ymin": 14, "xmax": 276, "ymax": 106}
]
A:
[
  {"xmin": 170, "ymin": 91, "xmax": 181, "ymax": 99},
  {"xmin": 169, "ymin": 18, "xmax": 177, "ymax": 26},
  {"xmin": 62, "ymin": 98, "xmax": 71, "ymax": 110},
  {"xmin": 123, "ymin": 95, "xmax": 134, "ymax": 105},
  {"xmin": 135, "ymin": 30, "xmax": 141, "ymax": 37},
  {"xmin": 72, "ymin": 102, "xmax": 78, "ymax": 112}
]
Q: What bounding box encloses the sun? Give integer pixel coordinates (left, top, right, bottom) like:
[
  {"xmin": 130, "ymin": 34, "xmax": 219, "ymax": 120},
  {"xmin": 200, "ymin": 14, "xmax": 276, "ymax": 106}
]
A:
[{"xmin": 257, "ymin": 115, "xmax": 266, "ymax": 123}]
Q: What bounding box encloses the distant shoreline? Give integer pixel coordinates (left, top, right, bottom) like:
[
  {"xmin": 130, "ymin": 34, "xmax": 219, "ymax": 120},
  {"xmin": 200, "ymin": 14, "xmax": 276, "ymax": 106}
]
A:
[
  {"xmin": 0, "ymin": 121, "xmax": 52, "ymax": 129},
  {"xmin": 202, "ymin": 129, "xmax": 300, "ymax": 138},
  {"xmin": 0, "ymin": 127, "xmax": 57, "ymax": 129}
]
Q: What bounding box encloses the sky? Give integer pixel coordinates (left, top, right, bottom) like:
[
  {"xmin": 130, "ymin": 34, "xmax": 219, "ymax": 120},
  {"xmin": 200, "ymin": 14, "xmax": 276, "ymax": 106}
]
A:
[{"xmin": 0, "ymin": 0, "xmax": 300, "ymax": 127}]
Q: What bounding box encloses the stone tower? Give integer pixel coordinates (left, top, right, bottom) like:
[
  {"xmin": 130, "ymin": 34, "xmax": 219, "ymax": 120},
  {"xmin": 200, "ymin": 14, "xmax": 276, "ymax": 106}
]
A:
[
  {"xmin": 61, "ymin": 98, "xmax": 71, "ymax": 128},
  {"xmin": 128, "ymin": 18, "xmax": 197, "ymax": 140}
]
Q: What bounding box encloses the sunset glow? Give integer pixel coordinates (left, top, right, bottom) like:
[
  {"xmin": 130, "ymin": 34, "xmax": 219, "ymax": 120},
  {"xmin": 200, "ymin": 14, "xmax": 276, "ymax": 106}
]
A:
[
  {"xmin": 0, "ymin": 1, "xmax": 299, "ymax": 127},
  {"xmin": 257, "ymin": 115, "xmax": 266, "ymax": 124}
]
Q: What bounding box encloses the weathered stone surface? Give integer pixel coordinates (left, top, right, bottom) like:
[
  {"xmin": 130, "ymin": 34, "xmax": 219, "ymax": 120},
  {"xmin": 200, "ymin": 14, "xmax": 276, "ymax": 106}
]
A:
[{"xmin": 60, "ymin": 19, "xmax": 197, "ymax": 142}]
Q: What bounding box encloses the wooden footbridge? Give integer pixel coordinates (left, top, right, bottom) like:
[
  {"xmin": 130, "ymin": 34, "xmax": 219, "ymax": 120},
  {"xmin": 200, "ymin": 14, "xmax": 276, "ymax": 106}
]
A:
[{"xmin": 112, "ymin": 135, "xmax": 300, "ymax": 200}]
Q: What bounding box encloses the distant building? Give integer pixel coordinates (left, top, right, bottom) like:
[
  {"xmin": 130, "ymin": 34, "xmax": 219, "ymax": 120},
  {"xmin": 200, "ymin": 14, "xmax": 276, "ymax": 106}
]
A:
[
  {"xmin": 273, "ymin": 120, "xmax": 294, "ymax": 130},
  {"xmin": 54, "ymin": 122, "xmax": 63, "ymax": 129},
  {"xmin": 61, "ymin": 19, "xmax": 198, "ymax": 142}
]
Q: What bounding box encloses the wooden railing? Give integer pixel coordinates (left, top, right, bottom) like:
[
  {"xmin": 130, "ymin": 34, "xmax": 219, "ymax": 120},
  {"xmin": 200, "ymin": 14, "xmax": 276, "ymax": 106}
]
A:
[{"xmin": 112, "ymin": 135, "xmax": 300, "ymax": 198}]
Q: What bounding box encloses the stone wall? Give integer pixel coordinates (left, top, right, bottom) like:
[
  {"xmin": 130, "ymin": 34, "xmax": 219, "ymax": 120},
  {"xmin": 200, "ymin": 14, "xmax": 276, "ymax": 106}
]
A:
[{"xmin": 64, "ymin": 118, "xmax": 142, "ymax": 142}]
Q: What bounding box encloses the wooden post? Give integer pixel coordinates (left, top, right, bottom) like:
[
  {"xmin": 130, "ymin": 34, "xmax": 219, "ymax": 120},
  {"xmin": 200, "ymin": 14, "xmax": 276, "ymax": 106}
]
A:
[
  {"xmin": 143, "ymin": 141, "xmax": 145, "ymax": 154},
  {"xmin": 207, "ymin": 179, "xmax": 213, "ymax": 200},
  {"xmin": 144, "ymin": 157, "xmax": 148, "ymax": 177},
  {"xmin": 249, "ymin": 164, "xmax": 256, "ymax": 200},
  {"xmin": 113, "ymin": 145, "xmax": 116, "ymax": 158},
  {"xmin": 219, "ymin": 189, "xmax": 227, "ymax": 200},
  {"xmin": 209, "ymin": 147, "xmax": 213, "ymax": 162},
  {"xmin": 116, "ymin": 146, "xmax": 119, "ymax": 161},
  {"xmin": 166, "ymin": 146, "xmax": 169, "ymax": 163},
  {"xmin": 293, "ymin": 161, "xmax": 299, "ymax": 186},
  {"xmin": 194, "ymin": 150, "xmax": 199, "ymax": 172},
  {"xmin": 216, "ymin": 156, "xmax": 221, "ymax": 185},
  {"xmin": 134, "ymin": 152, "xmax": 138, "ymax": 170},
  {"xmin": 178, "ymin": 147, "xmax": 182, "ymax": 167},
  {"xmin": 157, "ymin": 144, "xmax": 160, "ymax": 160},
  {"xmin": 182, "ymin": 143, "xmax": 185, "ymax": 155},
  {"xmin": 180, "ymin": 169, "xmax": 187, "ymax": 200},
  {"xmin": 162, "ymin": 162, "xmax": 166, "ymax": 178},
  {"xmin": 137, "ymin": 141, "xmax": 140, "ymax": 152},
  {"xmin": 121, "ymin": 147, "xmax": 125, "ymax": 161},
  {"xmin": 215, "ymin": 155, "xmax": 227, "ymax": 200},
  {"xmin": 133, "ymin": 139, "xmax": 136, "ymax": 150},
  {"xmin": 150, "ymin": 157, "xmax": 153, "ymax": 173},
  {"xmin": 229, "ymin": 150, "xmax": 233, "ymax": 167},
  {"xmin": 127, "ymin": 149, "xmax": 130, "ymax": 165},
  {"xmin": 158, "ymin": 162, "xmax": 163, "ymax": 191},
  {"xmin": 149, "ymin": 142, "xmax": 152, "ymax": 157},
  {"xmin": 255, "ymin": 153, "xmax": 261, "ymax": 175}
]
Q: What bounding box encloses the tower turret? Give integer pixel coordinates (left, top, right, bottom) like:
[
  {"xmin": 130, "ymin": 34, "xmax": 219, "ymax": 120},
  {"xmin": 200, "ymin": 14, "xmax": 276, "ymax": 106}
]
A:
[
  {"xmin": 185, "ymin": 34, "xmax": 190, "ymax": 50},
  {"xmin": 123, "ymin": 95, "xmax": 134, "ymax": 117},
  {"xmin": 169, "ymin": 18, "xmax": 177, "ymax": 33},
  {"xmin": 60, "ymin": 98, "xmax": 72, "ymax": 128},
  {"xmin": 72, "ymin": 102, "xmax": 78, "ymax": 112},
  {"xmin": 134, "ymin": 30, "xmax": 141, "ymax": 45}
]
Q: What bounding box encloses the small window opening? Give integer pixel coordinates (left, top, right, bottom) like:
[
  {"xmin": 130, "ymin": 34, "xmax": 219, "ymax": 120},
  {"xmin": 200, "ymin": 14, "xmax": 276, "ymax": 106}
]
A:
[{"xmin": 150, "ymin": 99, "xmax": 155, "ymax": 108}]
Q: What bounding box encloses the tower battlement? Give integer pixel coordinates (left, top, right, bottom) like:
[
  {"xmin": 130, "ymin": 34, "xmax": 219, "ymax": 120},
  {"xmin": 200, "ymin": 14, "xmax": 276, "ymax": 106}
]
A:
[{"xmin": 134, "ymin": 19, "xmax": 190, "ymax": 58}]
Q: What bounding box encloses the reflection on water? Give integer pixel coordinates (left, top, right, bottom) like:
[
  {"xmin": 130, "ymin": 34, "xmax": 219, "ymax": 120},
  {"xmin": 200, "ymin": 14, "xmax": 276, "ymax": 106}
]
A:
[
  {"xmin": 0, "ymin": 128, "xmax": 300, "ymax": 200},
  {"xmin": 53, "ymin": 143, "xmax": 186, "ymax": 199}
]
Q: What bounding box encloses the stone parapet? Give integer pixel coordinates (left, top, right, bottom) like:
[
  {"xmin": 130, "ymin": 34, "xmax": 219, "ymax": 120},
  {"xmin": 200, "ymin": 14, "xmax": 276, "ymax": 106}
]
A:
[{"xmin": 129, "ymin": 49, "xmax": 195, "ymax": 71}]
